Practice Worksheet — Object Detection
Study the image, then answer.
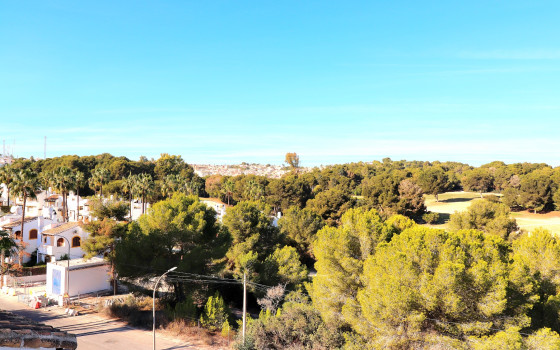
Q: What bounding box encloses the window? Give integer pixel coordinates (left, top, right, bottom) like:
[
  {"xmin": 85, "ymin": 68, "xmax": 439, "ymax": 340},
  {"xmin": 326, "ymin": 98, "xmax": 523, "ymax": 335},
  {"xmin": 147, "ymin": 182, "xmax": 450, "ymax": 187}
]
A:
[
  {"xmin": 56, "ymin": 238, "xmax": 65, "ymax": 247},
  {"xmin": 14, "ymin": 231, "xmax": 22, "ymax": 240},
  {"xmin": 43, "ymin": 237, "xmax": 49, "ymax": 244},
  {"xmin": 29, "ymin": 229, "xmax": 38, "ymax": 240},
  {"xmin": 71, "ymin": 236, "xmax": 81, "ymax": 248}
]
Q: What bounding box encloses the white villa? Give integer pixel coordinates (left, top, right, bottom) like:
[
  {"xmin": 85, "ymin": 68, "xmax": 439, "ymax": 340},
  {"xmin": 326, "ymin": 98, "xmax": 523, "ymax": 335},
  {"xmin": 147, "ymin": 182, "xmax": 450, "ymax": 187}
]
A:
[
  {"xmin": 0, "ymin": 210, "xmax": 92, "ymax": 264},
  {"xmin": 39, "ymin": 222, "xmax": 90, "ymax": 263},
  {"xmin": 0, "ymin": 216, "xmax": 55, "ymax": 264}
]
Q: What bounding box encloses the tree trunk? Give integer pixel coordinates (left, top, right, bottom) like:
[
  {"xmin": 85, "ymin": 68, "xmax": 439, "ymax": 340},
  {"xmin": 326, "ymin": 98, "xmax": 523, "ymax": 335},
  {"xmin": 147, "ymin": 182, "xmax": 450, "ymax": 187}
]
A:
[
  {"xmin": 63, "ymin": 191, "xmax": 67, "ymax": 222},
  {"xmin": 111, "ymin": 262, "xmax": 117, "ymax": 295},
  {"xmin": 6, "ymin": 188, "xmax": 9, "ymax": 207},
  {"xmin": 100, "ymin": 184, "xmax": 103, "ymax": 198},
  {"xmin": 19, "ymin": 196, "xmax": 26, "ymax": 266},
  {"xmin": 77, "ymin": 188, "xmax": 80, "ymax": 222},
  {"xmin": 480, "ymin": 191, "xmax": 483, "ymax": 198},
  {"xmin": 435, "ymin": 193, "xmax": 439, "ymax": 202},
  {"xmin": 129, "ymin": 193, "xmax": 133, "ymax": 221},
  {"xmin": 0, "ymin": 250, "xmax": 5, "ymax": 288},
  {"xmin": 65, "ymin": 191, "xmax": 69, "ymax": 222}
]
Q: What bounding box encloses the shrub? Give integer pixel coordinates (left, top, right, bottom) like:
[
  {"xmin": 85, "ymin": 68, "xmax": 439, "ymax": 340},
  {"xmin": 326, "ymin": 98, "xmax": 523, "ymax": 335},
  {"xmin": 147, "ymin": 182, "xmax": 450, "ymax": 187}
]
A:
[
  {"xmin": 485, "ymin": 194, "xmax": 501, "ymax": 203},
  {"xmin": 170, "ymin": 295, "xmax": 197, "ymax": 322},
  {"xmin": 422, "ymin": 212, "xmax": 440, "ymax": 224},
  {"xmin": 221, "ymin": 320, "xmax": 231, "ymax": 337},
  {"xmin": 200, "ymin": 291, "xmax": 230, "ymax": 331}
]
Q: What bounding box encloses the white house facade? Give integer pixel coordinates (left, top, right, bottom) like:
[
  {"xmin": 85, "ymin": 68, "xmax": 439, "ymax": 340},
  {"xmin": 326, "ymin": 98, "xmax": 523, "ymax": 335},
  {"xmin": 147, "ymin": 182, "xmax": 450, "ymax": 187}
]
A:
[
  {"xmin": 0, "ymin": 216, "xmax": 54, "ymax": 264},
  {"xmin": 38, "ymin": 222, "xmax": 90, "ymax": 263}
]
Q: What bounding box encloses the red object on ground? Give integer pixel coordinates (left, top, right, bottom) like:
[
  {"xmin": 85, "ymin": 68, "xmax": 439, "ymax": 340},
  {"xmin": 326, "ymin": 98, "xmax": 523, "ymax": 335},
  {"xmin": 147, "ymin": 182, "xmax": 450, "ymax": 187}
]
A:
[{"xmin": 34, "ymin": 301, "xmax": 41, "ymax": 309}]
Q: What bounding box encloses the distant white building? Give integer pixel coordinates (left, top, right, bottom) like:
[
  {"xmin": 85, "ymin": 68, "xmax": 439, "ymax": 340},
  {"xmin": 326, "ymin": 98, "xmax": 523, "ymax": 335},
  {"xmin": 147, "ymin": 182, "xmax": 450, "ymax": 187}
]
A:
[
  {"xmin": 200, "ymin": 197, "xmax": 229, "ymax": 221},
  {"xmin": 65, "ymin": 192, "xmax": 93, "ymax": 223},
  {"xmin": 0, "ymin": 156, "xmax": 13, "ymax": 167}
]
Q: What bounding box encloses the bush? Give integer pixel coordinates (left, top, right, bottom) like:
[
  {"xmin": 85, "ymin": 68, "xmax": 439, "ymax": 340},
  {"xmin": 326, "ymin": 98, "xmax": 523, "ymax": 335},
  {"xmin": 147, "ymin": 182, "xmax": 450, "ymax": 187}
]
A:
[
  {"xmin": 239, "ymin": 298, "xmax": 344, "ymax": 350},
  {"xmin": 485, "ymin": 194, "xmax": 501, "ymax": 203},
  {"xmin": 422, "ymin": 212, "xmax": 440, "ymax": 224},
  {"xmin": 58, "ymin": 254, "xmax": 69, "ymax": 261},
  {"xmin": 169, "ymin": 295, "xmax": 197, "ymax": 322},
  {"xmin": 200, "ymin": 291, "xmax": 230, "ymax": 332},
  {"xmin": 221, "ymin": 320, "xmax": 231, "ymax": 337}
]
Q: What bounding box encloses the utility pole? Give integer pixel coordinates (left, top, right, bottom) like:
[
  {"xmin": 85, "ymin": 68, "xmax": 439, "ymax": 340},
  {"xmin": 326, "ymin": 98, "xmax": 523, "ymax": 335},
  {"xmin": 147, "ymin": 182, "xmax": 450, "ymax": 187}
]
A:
[{"xmin": 242, "ymin": 271, "xmax": 247, "ymax": 344}]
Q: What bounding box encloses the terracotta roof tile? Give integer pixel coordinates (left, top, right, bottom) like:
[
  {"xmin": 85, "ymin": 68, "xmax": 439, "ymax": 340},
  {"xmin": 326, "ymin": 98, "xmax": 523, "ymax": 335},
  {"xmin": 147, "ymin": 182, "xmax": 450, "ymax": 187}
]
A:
[
  {"xmin": 42, "ymin": 222, "xmax": 81, "ymax": 235},
  {"xmin": 45, "ymin": 194, "xmax": 60, "ymax": 202},
  {"xmin": 200, "ymin": 197, "xmax": 229, "ymax": 206},
  {"xmin": 0, "ymin": 310, "xmax": 77, "ymax": 349},
  {"xmin": 0, "ymin": 217, "xmax": 37, "ymax": 229}
]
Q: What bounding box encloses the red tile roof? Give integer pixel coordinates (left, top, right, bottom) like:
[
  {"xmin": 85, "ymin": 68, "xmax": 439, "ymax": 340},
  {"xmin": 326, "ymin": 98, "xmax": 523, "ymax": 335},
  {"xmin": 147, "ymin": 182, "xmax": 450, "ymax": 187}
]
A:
[
  {"xmin": 44, "ymin": 195, "xmax": 60, "ymax": 202},
  {"xmin": 0, "ymin": 217, "xmax": 37, "ymax": 229},
  {"xmin": 42, "ymin": 222, "xmax": 81, "ymax": 235},
  {"xmin": 200, "ymin": 197, "xmax": 228, "ymax": 206}
]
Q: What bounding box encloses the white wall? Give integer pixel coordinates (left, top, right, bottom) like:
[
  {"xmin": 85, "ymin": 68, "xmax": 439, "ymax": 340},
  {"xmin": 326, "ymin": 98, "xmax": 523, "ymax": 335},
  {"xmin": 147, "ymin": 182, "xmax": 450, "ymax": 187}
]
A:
[
  {"xmin": 47, "ymin": 262, "xmax": 110, "ymax": 297},
  {"xmin": 69, "ymin": 265, "xmax": 110, "ymax": 296}
]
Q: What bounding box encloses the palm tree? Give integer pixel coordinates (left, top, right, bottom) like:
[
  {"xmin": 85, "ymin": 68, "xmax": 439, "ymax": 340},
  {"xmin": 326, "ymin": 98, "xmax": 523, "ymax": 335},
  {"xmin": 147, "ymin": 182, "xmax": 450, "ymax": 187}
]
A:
[
  {"xmin": 0, "ymin": 230, "xmax": 17, "ymax": 288},
  {"xmin": 245, "ymin": 179, "xmax": 264, "ymax": 201},
  {"xmin": 0, "ymin": 165, "xmax": 16, "ymax": 206},
  {"xmin": 135, "ymin": 173, "xmax": 154, "ymax": 214},
  {"xmin": 53, "ymin": 167, "xmax": 74, "ymax": 222},
  {"xmin": 89, "ymin": 167, "xmax": 111, "ymax": 197},
  {"xmin": 121, "ymin": 173, "xmax": 138, "ymax": 221},
  {"xmin": 185, "ymin": 179, "xmax": 201, "ymax": 196},
  {"xmin": 161, "ymin": 174, "xmax": 180, "ymax": 198},
  {"xmin": 11, "ymin": 169, "xmax": 39, "ymax": 265},
  {"xmin": 74, "ymin": 171, "xmax": 86, "ymax": 221},
  {"xmin": 222, "ymin": 179, "xmax": 235, "ymax": 205}
]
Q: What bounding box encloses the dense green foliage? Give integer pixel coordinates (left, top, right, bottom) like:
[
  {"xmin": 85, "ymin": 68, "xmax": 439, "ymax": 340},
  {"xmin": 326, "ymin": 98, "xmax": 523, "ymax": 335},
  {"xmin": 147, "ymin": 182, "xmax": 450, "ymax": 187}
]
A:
[
  {"xmin": 115, "ymin": 194, "xmax": 228, "ymax": 300},
  {"xmin": 449, "ymin": 199, "xmax": 518, "ymax": 238},
  {"xmin": 8, "ymin": 154, "xmax": 560, "ymax": 347}
]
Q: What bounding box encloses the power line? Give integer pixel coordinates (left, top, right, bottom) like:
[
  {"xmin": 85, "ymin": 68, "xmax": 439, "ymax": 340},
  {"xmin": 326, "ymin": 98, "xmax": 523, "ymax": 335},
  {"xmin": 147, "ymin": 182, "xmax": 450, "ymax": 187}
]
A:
[{"xmin": 117, "ymin": 262, "xmax": 275, "ymax": 291}]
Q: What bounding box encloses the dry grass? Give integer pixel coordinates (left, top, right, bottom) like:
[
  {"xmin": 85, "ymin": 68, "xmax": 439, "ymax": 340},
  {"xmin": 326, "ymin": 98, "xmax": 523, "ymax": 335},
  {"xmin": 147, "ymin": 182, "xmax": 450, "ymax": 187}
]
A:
[
  {"xmin": 512, "ymin": 211, "xmax": 560, "ymax": 234},
  {"xmin": 93, "ymin": 294, "xmax": 231, "ymax": 349},
  {"xmin": 162, "ymin": 319, "xmax": 232, "ymax": 348}
]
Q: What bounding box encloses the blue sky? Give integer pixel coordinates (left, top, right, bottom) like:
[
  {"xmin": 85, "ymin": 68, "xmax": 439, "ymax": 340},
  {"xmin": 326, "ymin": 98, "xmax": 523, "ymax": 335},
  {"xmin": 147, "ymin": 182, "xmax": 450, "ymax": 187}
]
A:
[{"xmin": 1, "ymin": 1, "xmax": 559, "ymax": 166}]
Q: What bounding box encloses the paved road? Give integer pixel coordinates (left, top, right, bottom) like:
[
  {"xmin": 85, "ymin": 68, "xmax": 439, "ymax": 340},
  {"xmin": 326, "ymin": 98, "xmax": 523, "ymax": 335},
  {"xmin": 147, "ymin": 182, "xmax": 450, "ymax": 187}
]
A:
[{"xmin": 0, "ymin": 295, "xmax": 207, "ymax": 350}]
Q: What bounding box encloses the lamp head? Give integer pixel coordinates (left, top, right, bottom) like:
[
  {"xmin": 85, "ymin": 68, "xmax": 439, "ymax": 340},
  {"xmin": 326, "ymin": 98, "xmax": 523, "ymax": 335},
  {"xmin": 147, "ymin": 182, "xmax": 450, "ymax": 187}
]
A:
[{"xmin": 168, "ymin": 266, "xmax": 177, "ymax": 272}]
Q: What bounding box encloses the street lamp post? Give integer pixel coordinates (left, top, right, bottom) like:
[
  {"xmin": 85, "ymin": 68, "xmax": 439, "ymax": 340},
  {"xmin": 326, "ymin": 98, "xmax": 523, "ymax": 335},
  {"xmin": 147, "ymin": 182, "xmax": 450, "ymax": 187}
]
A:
[
  {"xmin": 153, "ymin": 266, "xmax": 176, "ymax": 350},
  {"xmin": 43, "ymin": 234, "xmax": 71, "ymax": 297}
]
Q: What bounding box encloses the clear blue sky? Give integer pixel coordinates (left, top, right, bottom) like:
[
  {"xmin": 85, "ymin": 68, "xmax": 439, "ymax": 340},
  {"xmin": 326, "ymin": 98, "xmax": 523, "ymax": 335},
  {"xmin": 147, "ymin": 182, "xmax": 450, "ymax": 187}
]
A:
[{"xmin": 1, "ymin": 1, "xmax": 559, "ymax": 166}]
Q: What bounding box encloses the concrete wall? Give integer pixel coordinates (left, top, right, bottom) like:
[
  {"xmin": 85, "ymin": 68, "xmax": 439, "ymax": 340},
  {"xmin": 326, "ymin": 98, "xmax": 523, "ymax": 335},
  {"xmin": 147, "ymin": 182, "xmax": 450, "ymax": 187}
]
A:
[
  {"xmin": 46, "ymin": 262, "xmax": 110, "ymax": 297},
  {"xmin": 69, "ymin": 265, "xmax": 110, "ymax": 296},
  {"xmin": 5, "ymin": 274, "xmax": 46, "ymax": 285}
]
